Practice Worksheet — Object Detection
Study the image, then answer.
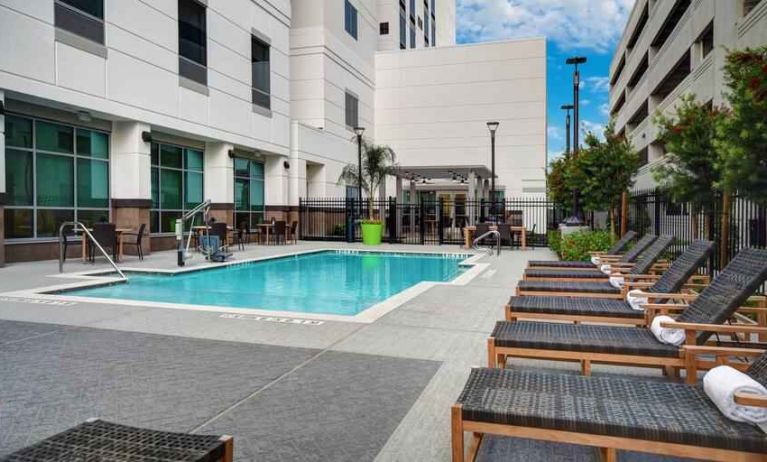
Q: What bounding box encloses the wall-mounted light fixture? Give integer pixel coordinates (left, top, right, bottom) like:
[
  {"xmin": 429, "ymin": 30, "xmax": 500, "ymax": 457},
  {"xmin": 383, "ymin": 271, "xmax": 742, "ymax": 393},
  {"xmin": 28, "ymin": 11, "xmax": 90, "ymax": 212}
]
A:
[
  {"xmin": 141, "ymin": 131, "xmax": 152, "ymax": 143},
  {"xmin": 228, "ymin": 149, "xmax": 236, "ymax": 158},
  {"xmin": 283, "ymin": 161, "xmax": 290, "ymax": 170}
]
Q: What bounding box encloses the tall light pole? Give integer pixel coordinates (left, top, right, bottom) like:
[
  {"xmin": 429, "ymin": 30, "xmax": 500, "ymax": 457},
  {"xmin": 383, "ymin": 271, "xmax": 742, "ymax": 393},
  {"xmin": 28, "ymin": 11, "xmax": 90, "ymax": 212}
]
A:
[
  {"xmin": 566, "ymin": 56, "xmax": 586, "ymax": 153},
  {"xmin": 487, "ymin": 121, "xmax": 499, "ymax": 218},
  {"xmin": 353, "ymin": 127, "xmax": 365, "ymax": 217},
  {"xmin": 561, "ymin": 104, "xmax": 574, "ymax": 156},
  {"xmin": 565, "ymin": 56, "xmax": 587, "ymax": 225}
]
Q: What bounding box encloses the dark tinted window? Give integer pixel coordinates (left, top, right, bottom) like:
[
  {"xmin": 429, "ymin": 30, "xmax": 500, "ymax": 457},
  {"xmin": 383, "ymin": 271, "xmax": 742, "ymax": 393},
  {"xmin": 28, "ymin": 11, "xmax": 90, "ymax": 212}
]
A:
[
  {"xmin": 252, "ymin": 36, "xmax": 271, "ymax": 109},
  {"xmin": 55, "ymin": 0, "xmax": 104, "ymax": 44},
  {"xmin": 380, "ymin": 22, "xmax": 389, "ymax": 35},
  {"xmin": 345, "ymin": 92, "xmax": 359, "ymax": 129},
  {"xmin": 344, "ymin": 0, "xmax": 358, "ymax": 39}
]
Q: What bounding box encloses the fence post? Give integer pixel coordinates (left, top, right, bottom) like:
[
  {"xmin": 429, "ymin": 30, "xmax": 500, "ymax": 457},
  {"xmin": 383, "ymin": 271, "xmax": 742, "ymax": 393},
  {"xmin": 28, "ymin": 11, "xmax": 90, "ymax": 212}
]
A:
[
  {"xmin": 298, "ymin": 198, "xmax": 303, "ymax": 240},
  {"xmin": 346, "ymin": 198, "xmax": 355, "ymax": 243},
  {"xmin": 620, "ymin": 191, "xmax": 628, "ymax": 237},
  {"xmin": 419, "ymin": 199, "xmax": 425, "ymax": 245},
  {"xmin": 654, "ymin": 190, "xmax": 661, "ymax": 236},
  {"xmin": 720, "ymin": 191, "xmax": 732, "ymax": 266},
  {"xmin": 388, "ymin": 197, "xmax": 396, "ymax": 244},
  {"xmin": 438, "ymin": 197, "xmax": 444, "ymax": 245}
]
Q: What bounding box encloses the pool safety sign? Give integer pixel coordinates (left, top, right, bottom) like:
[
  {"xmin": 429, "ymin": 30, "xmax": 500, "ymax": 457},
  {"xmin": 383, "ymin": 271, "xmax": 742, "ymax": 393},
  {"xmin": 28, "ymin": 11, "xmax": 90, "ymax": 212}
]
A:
[{"xmin": 219, "ymin": 313, "xmax": 324, "ymax": 326}]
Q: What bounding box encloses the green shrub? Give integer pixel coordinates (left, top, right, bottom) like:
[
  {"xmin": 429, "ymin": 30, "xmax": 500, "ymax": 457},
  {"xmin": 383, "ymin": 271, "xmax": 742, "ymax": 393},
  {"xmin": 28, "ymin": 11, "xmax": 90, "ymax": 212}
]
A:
[
  {"xmin": 547, "ymin": 230, "xmax": 562, "ymax": 254},
  {"xmin": 560, "ymin": 230, "xmax": 614, "ymax": 262}
]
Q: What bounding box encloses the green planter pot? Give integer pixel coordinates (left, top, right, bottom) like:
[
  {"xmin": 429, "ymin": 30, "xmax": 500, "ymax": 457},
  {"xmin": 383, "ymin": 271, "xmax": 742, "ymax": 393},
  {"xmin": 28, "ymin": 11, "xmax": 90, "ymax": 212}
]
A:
[{"xmin": 361, "ymin": 222, "xmax": 383, "ymax": 245}]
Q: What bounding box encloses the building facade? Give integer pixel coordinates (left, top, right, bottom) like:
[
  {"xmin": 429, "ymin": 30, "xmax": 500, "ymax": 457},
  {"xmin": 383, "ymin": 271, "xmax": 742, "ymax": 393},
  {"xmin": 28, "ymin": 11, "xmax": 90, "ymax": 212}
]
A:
[
  {"xmin": 0, "ymin": 0, "xmax": 544, "ymax": 265},
  {"xmin": 609, "ymin": 0, "xmax": 767, "ymax": 189}
]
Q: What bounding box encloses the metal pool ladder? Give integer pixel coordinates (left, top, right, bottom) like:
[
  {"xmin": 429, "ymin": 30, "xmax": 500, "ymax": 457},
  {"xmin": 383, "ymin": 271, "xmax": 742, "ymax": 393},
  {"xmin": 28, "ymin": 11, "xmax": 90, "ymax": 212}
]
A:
[
  {"xmin": 472, "ymin": 230, "xmax": 501, "ymax": 256},
  {"xmin": 58, "ymin": 222, "xmax": 126, "ymax": 280}
]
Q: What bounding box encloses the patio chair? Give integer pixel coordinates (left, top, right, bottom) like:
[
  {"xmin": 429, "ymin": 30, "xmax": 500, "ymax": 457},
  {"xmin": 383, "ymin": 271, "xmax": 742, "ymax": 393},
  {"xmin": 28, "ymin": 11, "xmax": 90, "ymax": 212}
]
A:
[
  {"xmin": 211, "ymin": 222, "xmax": 229, "ymax": 251},
  {"xmin": 488, "ymin": 248, "xmax": 767, "ymax": 380},
  {"xmin": 1, "ymin": 418, "xmax": 233, "ymax": 462},
  {"xmin": 516, "ymin": 235, "xmax": 671, "ymax": 298},
  {"xmin": 89, "ymin": 223, "xmax": 117, "ymax": 262},
  {"xmin": 60, "ymin": 224, "xmax": 75, "ymax": 262},
  {"xmin": 122, "ymin": 223, "xmax": 146, "ymax": 260},
  {"xmin": 528, "ymin": 230, "xmax": 637, "ymax": 269},
  {"xmin": 272, "ymin": 220, "xmax": 287, "ymax": 245},
  {"xmin": 234, "ymin": 221, "xmax": 247, "ymax": 251},
  {"xmin": 288, "ymin": 221, "xmax": 298, "ymax": 244},
  {"xmin": 452, "ymin": 348, "xmax": 767, "ymax": 462},
  {"xmin": 522, "ymin": 235, "xmax": 673, "ymax": 282},
  {"xmin": 507, "ymin": 240, "xmax": 715, "ymax": 325},
  {"xmin": 474, "ymin": 223, "xmax": 491, "ymax": 246},
  {"xmin": 497, "ymin": 224, "xmax": 513, "ymax": 249}
]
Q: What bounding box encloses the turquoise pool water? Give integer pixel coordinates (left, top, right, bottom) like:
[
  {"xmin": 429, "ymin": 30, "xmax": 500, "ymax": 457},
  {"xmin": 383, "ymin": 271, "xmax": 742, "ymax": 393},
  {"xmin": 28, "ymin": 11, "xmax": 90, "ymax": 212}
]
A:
[{"xmin": 64, "ymin": 251, "xmax": 468, "ymax": 316}]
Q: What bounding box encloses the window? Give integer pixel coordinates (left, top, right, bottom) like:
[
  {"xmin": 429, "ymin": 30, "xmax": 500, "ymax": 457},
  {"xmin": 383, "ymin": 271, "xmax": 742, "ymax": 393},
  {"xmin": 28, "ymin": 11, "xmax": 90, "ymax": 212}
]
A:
[
  {"xmin": 744, "ymin": 0, "xmax": 763, "ymax": 16},
  {"xmin": 345, "ymin": 92, "xmax": 359, "ymax": 129},
  {"xmin": 150, "ymin": 142, "xmax": 204, "ymax": 234},
  {"xmin": 410, "ymin": 25, "xmax": 415, "ymax": 48},
  {"xmin": 399, "ymin": 6, "xmax": 406, "ymax": 49},
  {"xmin": 55, "ymin": 0, "xmax": 105, "ymax": 44},
  {"xmin": 699, "ymin": 24, "xmax": 714, "ymax": 59},
  {"xmin": 380, "ymin": 22, "xmax": 389, "ymax": 35},
  {"xmin": 178, "ymin": 0, "xmax": 207, "ymax": 86},
  {"xmin": 251, "ymin": 36, "xmax": 271, "ymax": 110},
  {"xmin": 233, "ymin": 157, "xmax": 265, "ymax": 229},
  {"xmin": 409, "ymin": 0, "xmax": 415, "ymax": 20},
  {"xmin": 4, "ymin": 115, "xmax": 110, "ymax": 239},
  {"xmin": 431, "ymin": 22, "xmax": 436, "ymax": 46},
  {"xmin": 344, "ymin": 0, "xmax": 358, "ymax": 40},
  {"xmin": 431, "ymin": 0, "xmax": 435, "ymax": 16}
]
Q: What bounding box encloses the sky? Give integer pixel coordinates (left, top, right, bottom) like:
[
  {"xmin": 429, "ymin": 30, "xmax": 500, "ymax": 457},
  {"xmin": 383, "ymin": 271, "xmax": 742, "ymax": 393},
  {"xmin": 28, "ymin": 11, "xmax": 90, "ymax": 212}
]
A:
[{"xmin": 455, "ymin": 0, "xmax": 635, "ymax": 164}]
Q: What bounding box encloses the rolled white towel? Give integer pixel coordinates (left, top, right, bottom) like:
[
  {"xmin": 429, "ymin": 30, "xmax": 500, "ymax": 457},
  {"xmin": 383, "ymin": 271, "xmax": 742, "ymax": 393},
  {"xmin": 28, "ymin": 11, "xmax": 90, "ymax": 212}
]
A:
[
  {"xmin": 600, "ymin": 264, "xmax": 611, "ymax": 274},
  {"xmin": 626, "ymin": 289, "xmax": 649, "ymax": 311},
  {"xmin": 591, "ymin": 256, "xmax": 601, "ymax": 266},
  {"xmin": 704, "ymin": 365, "xmax": 767, "ymax": 428},
  {"xmin": 650, "ymin": 315, "xmax": 685, "ymax": 345},
  {"xmin": 609, "ymin": 275, "xmax": 625, "ymax": 288}
]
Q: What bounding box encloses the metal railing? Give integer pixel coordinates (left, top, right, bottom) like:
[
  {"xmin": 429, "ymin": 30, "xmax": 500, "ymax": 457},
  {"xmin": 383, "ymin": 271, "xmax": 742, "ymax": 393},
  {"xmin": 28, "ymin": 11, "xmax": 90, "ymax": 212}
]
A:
[
  {"xmin": 58, "ymin": 222, "xmax": 126, "ymax": 280},
  {"xmin": 176, "ymin": 199, "xmax": 212, "ymax": 266},
  {"xmin": 473, "ymin": 230, "xmax": 501, "ymax": 256}
]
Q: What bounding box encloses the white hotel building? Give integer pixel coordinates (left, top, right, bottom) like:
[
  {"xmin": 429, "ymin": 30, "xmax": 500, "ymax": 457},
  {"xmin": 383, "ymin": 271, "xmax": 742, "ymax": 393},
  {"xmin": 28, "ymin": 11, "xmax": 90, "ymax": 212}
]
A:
[
  {"xmin": 0, "ymin": 0, "xmax": 546, "ymax": 265},
  {"xmin": 609, "ymin": 0, "xmax": 767, "ymax": 188}
]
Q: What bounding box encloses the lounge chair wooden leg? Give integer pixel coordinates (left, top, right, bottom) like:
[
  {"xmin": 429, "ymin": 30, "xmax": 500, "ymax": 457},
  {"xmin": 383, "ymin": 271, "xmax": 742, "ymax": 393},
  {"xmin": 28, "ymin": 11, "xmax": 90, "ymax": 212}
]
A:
[
  {"xmin": 487, "ymin": 338, "xmax": 497, "ymax": 367},
  {"xmin": 581, "ymin": 359, "xmax": 591, "ymax": 376},
  {"xmin": 685, "ymin": 352, "xmax": 698, "ymax": 385},
  {"xmin": 219, "ymin": 435, "xmax": 233, "ymax": 462},
  {"xmin": 599, "ymin": 447, "xmax": 617, "ymax": 462},
  {"xmin": 467, "ymin": 432, "xmax": 483, "ymax": 462},
  {"xmin": 451, "ymin": 405, "xmax": 465, "ymax": 462}
]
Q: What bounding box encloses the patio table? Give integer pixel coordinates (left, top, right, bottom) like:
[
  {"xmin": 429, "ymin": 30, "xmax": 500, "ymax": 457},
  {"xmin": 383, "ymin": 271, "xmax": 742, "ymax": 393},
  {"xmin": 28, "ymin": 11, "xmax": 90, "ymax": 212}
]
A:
[{"xmin": 78, "ymin": 227, "xmax": 132, "ymax": 262}]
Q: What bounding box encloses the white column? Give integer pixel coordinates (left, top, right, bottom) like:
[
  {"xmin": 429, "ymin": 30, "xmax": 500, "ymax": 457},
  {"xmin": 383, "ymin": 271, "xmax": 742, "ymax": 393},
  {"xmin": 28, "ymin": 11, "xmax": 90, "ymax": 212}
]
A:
[
  {"xmin": 265, "ymin": 155, "xmax": 288, "ymax": 207},
  {"xmin": 288, "ymin": 121, "xmax": 305, "ymax": 207},
  {"xmin": 111, "ymin": 121, "xmax": 151, "ymax": 200},
  {"xmin": 467, "ymin": 170, "xmax": 476, "ymax": 225},
  {"xmin": 203, "ymin": 141, "xmax": 234, "ymax": 204}
]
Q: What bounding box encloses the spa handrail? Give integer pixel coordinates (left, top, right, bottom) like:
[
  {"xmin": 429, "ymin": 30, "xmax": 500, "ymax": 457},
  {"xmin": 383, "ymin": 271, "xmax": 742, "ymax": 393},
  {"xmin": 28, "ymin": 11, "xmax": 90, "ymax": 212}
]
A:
[{"xmin": 58, "ymin": 222, "xmax": 126, "ymax": 280}]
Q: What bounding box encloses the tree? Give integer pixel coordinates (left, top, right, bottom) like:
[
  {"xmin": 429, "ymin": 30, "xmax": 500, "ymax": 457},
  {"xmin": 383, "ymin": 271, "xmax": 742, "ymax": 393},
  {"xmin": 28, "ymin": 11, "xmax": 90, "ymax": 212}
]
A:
[
  {"xmin": 546, "ymin": 155, "xmax": 573, "ymax": 211},
  {"xmin": 338, "ymin": 141, "xmax": 397, "ymax": 221},
  {"xmin": 575, "ymin": 122, "xmax": 640, "ymax": 236},
  {"xmin": 714, "ymin": 46, "xmax": 767, "ymax": 206},
  {"xmin": 653, "ymin": 94, "xmax": 723, "ymax": 213}
]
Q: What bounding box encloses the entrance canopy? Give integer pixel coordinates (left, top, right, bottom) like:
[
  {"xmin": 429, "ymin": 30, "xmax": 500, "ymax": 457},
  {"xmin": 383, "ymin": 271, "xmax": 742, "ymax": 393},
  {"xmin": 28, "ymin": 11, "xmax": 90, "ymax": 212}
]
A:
[{"xmin": 393, "ymin": 165, "xmax": 495, "ymax": 182}]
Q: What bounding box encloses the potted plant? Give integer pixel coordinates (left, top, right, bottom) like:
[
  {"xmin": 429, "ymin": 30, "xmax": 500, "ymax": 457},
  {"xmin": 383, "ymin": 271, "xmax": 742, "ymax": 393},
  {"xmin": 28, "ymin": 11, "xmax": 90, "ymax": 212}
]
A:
[{"xmin": 338, "ymin": 140, "xmax": 396, "ymax": 245}]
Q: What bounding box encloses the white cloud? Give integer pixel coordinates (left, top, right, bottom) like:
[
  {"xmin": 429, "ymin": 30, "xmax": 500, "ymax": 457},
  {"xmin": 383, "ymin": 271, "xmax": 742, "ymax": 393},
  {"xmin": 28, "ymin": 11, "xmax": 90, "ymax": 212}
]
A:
[
  {"xmin": 547, "ymin": 125, "xmax": 563, "ymax": 140},
  {"xmin": 456, "ymin": 0, "xmax": 634, "ymax": 53},
  {"xmin": 581, "ymin": 120, "xmax": 605, "ymax": 139},
  {"xmin": 581, "ymin": 99, "xmax": 591, "ymax": 106},
  {"xmin": 599, "ymin": 102, "xmax": 610, "ymax": 117},
  {"xmin": 584, "ymin": 76, "xmax": 611, "ymax": 93}
]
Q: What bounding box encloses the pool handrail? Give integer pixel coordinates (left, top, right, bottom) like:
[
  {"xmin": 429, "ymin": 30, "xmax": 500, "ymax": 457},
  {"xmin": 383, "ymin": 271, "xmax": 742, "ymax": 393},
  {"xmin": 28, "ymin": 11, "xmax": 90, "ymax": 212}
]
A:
[{"xmin": 58, "ymin": 221, "xmax": 127, "ymax": 280}]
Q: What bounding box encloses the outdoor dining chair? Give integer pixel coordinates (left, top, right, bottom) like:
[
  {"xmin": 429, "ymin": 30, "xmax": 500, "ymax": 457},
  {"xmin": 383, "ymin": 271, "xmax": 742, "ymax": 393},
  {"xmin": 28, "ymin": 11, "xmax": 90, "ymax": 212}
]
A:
[
  {"xmin": 90, "ymin": 223, "xmax": 118, "ymax": 262},
  {"xmin": 122, "ymin": 223, "xmax": 146, "ymax": 260}
]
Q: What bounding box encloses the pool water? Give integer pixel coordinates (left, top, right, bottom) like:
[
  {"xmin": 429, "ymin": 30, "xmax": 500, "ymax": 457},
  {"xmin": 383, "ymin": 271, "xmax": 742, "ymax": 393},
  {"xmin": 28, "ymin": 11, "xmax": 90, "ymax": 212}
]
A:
[{"xmin": 65, "ymin": 251, "xmax": 468, "ymax": 316}]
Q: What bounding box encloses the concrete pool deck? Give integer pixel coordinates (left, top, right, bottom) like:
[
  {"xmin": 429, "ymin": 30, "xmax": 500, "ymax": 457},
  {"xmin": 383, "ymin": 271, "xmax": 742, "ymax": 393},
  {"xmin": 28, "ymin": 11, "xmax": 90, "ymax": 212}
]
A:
[{"xmin": 0, "ymin": 242, "xmax": 688, "ymax": 461}]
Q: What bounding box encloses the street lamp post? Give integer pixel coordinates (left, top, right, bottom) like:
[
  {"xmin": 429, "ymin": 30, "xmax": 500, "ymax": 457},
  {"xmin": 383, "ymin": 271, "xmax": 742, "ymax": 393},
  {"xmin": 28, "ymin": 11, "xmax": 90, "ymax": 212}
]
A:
[
  {"xmin": 486, "ymin": 121, "xmax": 499, "ymax": 219},
  {"xmin": 561, "ymin": 104, "xmax": 574, "ymax": 156},
  {"xmin": 564, "ymin": 56, "xmax": 587, "ymax": 226},
  {"xmin": 353, "ymin": 127, "xmax": 365, "ymax": 217}
]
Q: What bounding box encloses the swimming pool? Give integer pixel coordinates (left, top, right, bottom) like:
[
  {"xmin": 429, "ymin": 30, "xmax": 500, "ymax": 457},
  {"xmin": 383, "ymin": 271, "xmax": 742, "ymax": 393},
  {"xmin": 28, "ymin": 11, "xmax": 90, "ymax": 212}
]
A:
[{"xmin": 61, "ymin": 250, "xmax": 470, "ymax": 316}]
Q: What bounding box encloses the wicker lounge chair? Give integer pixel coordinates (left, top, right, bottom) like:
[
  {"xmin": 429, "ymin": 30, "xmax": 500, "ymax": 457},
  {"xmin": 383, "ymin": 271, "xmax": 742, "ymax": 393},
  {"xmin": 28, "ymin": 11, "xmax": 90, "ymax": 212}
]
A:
[
  {"xmin": 527, "ymin": 230, "xmax": 637, "ymax": 269},
  {"xmin": 452, "ymin": 348, "xmax": 767, "ymax": 462},
  {"xmin": 523, "ymin": 235, "xmax": 673, "ymax": 282},
  {"xmin": 488, "ymin": 248, "xmax": 767, "ymax": 380},
  {"xmin": 507, "ymin": 240, "xmax": 715, "ymax": 325},
  {"xmin": 516, "ymin": 235, "xmax": 674, "ymax": 298},
  {"xmin": 0, "ymin": 418, "xmax": 233, "ymax": 462}
]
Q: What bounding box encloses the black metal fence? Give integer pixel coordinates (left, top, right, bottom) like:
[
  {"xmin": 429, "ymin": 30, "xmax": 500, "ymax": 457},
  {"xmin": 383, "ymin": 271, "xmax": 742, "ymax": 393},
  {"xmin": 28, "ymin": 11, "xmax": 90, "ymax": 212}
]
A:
[
  {"xmin": 627, "ymin": 189, "xmax": 767, "ymax": 274},
  {"xmin": 299, "ymin": 197, "xmax": 576, "ymax": 247}
]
